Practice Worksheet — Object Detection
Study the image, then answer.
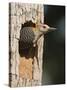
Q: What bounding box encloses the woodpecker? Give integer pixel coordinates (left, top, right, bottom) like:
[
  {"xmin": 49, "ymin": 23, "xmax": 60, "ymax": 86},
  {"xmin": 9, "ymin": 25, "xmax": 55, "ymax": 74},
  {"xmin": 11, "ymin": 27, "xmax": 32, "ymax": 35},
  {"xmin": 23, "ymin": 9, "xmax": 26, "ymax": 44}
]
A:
[
  {"xmin": 16, "ymin": 21, "xmax": 56, "ymax": 70},
  {"xmin": 19, "ymin": 23, "xmax": 56, "ymax": 49}
]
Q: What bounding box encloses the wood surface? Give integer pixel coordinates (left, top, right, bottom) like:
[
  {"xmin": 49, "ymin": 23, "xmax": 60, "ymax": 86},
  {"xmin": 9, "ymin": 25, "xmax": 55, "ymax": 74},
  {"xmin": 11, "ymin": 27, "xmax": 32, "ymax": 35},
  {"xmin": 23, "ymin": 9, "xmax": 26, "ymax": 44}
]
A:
[{"xmin": 9, "ymin": 3, "xmax": 44, "ymax": 87}]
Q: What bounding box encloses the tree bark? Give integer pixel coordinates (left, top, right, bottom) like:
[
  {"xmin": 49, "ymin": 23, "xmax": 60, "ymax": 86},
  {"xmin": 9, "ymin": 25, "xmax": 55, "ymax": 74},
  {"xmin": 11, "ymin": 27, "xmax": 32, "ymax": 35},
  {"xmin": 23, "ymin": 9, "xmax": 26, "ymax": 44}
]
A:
[{"xmin": 9, "ymin": 3, "xmax": 44, "ymax": 87}]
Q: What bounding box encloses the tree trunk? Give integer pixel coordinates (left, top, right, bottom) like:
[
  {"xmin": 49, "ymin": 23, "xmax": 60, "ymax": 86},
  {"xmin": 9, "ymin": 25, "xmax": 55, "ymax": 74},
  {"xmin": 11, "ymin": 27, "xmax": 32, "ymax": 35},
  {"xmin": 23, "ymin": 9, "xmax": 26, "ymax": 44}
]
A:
[{"xmin": 9, "ymin": 3, "xmax": 44, "ymax": 87}]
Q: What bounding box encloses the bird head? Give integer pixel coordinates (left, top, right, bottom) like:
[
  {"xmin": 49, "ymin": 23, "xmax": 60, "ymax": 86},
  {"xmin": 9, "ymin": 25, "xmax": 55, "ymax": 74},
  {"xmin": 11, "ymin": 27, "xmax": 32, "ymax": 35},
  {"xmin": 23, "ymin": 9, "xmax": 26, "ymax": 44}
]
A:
[{"xmin": 36, "ymin": 23, "xmax": 56, "ymax": 34}]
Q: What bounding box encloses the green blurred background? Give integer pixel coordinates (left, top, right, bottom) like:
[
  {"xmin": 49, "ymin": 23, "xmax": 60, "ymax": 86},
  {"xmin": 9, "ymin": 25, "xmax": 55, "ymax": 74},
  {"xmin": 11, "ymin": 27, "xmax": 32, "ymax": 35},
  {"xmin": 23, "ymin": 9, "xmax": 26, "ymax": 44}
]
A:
[{"xmin": 42, "ymin": 5, "xmax": 65, "ymax": 85}]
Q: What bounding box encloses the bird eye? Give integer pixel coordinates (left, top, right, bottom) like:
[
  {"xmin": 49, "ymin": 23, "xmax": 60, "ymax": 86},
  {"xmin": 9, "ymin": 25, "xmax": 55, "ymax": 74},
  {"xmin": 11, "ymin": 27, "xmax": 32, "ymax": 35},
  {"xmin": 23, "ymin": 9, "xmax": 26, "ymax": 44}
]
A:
[{"xmin": 43, "ymin": 26, "xmax": 46, "ymax": 28}]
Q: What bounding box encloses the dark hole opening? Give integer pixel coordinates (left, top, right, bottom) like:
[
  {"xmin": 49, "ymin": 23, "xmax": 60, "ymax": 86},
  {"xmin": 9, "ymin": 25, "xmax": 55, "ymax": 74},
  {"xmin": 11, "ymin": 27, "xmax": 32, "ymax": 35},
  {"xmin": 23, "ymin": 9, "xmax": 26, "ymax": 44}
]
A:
[{"xmin": 18, "ymin": 20, "xmax": 38, "ymax": 59}]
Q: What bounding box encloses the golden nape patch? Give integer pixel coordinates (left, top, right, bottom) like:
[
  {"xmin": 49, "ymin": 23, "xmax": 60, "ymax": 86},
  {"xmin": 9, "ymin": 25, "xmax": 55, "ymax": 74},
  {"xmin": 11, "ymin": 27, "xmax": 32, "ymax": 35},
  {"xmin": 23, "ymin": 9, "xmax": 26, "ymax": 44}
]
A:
[{"xmin": 19, "ymin": 57, "xmax": 33, "ymax": 80}]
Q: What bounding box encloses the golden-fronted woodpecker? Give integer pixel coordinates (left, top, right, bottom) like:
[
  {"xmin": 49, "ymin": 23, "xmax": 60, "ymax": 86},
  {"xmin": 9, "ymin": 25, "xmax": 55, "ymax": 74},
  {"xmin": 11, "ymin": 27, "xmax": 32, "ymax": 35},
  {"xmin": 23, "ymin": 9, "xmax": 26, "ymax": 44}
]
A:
[
  {"xmin": 16, "ymin": 21, "xmax": 56, "ymax": 69},
  {"xmin": 19, "ymin": 23, "xmax": 56, "ymax": 49}
]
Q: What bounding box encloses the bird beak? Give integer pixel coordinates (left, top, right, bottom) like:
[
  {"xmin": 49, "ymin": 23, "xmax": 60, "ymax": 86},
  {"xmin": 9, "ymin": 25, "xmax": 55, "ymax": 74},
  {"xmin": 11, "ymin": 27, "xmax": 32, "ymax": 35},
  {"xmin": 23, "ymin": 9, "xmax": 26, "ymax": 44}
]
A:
[{"xmin": 48, "ymin": 27, "xmax": 56, "ymax": 31}]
